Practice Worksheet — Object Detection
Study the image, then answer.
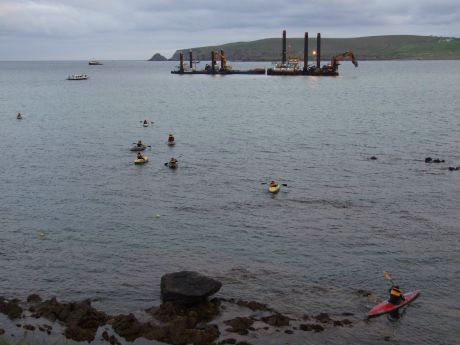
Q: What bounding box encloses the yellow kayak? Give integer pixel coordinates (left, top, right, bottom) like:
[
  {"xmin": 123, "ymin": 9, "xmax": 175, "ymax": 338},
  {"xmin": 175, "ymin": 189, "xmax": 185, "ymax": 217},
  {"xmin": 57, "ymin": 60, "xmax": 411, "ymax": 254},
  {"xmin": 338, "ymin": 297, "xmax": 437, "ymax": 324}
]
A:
[
  {"xmin": 134, "ymin": 156, "xmax": 149, "ymax": 164},
  {"xmin": 269, "ymin": 184, "xmax": 280, "ymax": 193}
]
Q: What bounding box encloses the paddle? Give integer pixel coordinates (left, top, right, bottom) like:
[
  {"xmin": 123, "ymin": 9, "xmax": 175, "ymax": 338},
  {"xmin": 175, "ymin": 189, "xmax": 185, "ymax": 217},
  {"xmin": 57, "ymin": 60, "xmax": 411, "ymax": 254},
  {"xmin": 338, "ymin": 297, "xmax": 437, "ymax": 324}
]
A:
[
  {"xmin": 139, "ymin": 121, "xmax": 154, "ymax": 124},
  {"xmin": 132, "ymin": 143, "xmax": 151, "ymax": 147},
  {"xmin": 261, "ymin": 182, "xmax": 288, "ymax": 186},
  {"xmin": 383, "ymin": 271, "xmax": 395, "ymax": 285}
]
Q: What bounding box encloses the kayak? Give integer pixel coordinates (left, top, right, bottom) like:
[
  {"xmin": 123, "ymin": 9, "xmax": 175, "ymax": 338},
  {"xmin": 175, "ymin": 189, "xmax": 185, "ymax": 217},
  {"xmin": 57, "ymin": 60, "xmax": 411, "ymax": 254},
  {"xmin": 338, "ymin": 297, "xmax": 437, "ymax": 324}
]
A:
[
  {"xmin": 143, "ymin": 123, "xmax": 149, "ymax": 127},
  {"xmin": 130, "ymin": 145, "xmax": 146, "ymax": 151},
  {"xmin": 168, "ymin": 163, "xmax": 177, "ymax": 169},
  {"xmin": 134, "ymin": 156, "xmax": 149, "ymax": 165},
  {"xmin": 269, "ymin": 184, "xmax": 280, "ymax": 193},
  {"xmin": 368, "ymin": 290, "xmax": 420, "ymax": 318},
  {"xmin": 167, "ymin": 141, "xmax": 175, "ymax": 146}
]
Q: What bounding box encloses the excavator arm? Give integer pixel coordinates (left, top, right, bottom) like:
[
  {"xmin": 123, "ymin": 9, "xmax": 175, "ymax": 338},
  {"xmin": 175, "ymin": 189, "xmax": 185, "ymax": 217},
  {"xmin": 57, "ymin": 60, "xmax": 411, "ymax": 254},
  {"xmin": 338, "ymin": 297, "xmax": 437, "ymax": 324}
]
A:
[
  {"xmin": 331, "ymin": 51, "xmax": 358, "ymax": 69},
  {"xmin": 214, "ymin": 50, "xmax": 229, "ymax": 71}
]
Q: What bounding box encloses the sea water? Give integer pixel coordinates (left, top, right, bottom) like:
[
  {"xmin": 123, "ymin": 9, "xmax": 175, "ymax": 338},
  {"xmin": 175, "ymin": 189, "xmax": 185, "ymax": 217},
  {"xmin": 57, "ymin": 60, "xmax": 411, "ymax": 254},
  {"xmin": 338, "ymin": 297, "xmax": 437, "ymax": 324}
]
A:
[{"xmin": 0, "ymin": 60, "xmax": 459, "ymax": 344}]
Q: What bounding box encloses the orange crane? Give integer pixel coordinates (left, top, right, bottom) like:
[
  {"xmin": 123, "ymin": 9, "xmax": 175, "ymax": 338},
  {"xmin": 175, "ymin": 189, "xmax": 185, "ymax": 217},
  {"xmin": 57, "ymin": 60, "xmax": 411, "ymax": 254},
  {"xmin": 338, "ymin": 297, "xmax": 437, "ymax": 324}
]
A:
[
  {"xmin": 330, "ymin": 51, "xmax": 358, "ymax": 70},
  {"xmin": 215, "ymin": 50, "xmax": 230, "ymax": 71}
]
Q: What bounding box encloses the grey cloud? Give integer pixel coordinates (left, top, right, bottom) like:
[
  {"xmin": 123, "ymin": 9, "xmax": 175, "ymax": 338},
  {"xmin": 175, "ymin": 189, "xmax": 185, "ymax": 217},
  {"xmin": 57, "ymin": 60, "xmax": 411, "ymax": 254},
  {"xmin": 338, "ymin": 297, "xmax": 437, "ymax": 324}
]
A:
[{"xmin": 0, "ymin": 0, "xmax": 459, "ymax": 60}]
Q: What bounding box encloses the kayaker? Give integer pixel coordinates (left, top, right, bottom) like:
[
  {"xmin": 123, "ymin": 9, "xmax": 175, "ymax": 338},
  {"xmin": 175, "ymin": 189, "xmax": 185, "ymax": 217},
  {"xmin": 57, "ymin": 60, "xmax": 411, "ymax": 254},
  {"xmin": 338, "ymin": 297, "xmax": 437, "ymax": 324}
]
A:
[
  {"xmin": 143, "ymin": 120, "xmax": 148, "ymax": 125},
  {"xmin": 136, "ymin": 152, "xmax": 144, "ymax": 160},
  {"xmin": 269, "ymin": 180, "xmax": 278, "ymax": 188},
  {"xmin": 136, "ymin": 140, "xmax": 143, "ymax": 147},
  {"xmin": 168, "ymin": 134, "xmax": 175, "ymax": 143},
  {"xmin": 169, "ymin": 157, "xmax": 177, "ymax": 165},
  {"xmin": 17, "ymin": 112, "xmax": 22, "ymax": 119},
  {"xmin": 388, "ymin": 285, "xmax": 405, "ymax": 305}
]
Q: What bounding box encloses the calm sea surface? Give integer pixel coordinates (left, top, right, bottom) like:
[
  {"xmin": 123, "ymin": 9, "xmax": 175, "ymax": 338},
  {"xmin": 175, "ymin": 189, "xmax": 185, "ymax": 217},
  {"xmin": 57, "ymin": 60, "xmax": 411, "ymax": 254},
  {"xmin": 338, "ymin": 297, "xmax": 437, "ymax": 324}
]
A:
[{"xmin": 0, "ymin": 60, "xmax": 459, "ymax": 344}]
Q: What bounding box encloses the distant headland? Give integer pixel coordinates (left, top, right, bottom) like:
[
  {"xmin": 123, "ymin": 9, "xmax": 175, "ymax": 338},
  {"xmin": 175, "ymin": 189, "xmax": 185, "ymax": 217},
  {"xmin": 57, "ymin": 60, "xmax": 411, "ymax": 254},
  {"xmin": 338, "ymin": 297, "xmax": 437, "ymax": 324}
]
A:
[
  {"xmin": 148, "ymin": 53, "xmax": 167, "ymax": 61},
  {"xmin": 154, "ymin": 35, "xmax": 460, "ymax": 61}
]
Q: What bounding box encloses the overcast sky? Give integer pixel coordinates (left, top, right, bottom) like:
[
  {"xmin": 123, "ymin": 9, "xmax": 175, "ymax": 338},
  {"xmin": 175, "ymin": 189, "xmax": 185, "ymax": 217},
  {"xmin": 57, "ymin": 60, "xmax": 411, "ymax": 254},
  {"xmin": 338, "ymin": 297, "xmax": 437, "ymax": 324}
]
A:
[{"xmin": 1, "ymin": 0, "xmax": 459, "ymax": 60}]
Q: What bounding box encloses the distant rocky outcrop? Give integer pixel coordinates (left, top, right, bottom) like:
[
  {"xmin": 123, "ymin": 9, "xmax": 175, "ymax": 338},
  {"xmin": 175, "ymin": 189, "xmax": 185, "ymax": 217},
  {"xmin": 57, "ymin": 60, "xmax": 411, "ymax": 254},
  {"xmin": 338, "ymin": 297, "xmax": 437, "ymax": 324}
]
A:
[{"xmin": 148, "ymin": 53, "xmax": 167, "ymax": 61}]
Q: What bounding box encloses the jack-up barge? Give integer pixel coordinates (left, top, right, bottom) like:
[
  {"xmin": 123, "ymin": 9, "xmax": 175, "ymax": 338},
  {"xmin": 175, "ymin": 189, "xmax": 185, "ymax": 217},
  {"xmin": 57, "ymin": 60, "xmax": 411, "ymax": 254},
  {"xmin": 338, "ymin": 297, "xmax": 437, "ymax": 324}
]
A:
[
  {"xmin": 267, "ymin": 30, "xmax": 358, "ymax": 76},
  {"xmin": 171, "ymin": 50, "xmax": 265, "ymax": 75}
]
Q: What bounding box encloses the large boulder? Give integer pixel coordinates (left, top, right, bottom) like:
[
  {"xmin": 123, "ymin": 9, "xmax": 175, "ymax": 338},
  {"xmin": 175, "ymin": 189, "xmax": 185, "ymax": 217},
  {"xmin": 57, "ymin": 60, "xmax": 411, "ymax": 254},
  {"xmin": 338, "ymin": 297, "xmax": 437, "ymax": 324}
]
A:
[{"xmin": 161, "ymin": 271, "xmax": 222, "ymax": 305}]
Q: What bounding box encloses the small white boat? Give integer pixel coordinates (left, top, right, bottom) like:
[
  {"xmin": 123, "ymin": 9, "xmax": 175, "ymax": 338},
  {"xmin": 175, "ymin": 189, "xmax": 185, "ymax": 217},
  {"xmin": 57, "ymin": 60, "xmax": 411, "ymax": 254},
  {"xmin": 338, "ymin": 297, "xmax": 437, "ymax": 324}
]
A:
[
  {"xmin": 67, "ymin": 74, "xmax": 88, "ymax": 80},
  {"xmin": 88, "ymin": 60, "xmax": 103, "ymax": 65}
]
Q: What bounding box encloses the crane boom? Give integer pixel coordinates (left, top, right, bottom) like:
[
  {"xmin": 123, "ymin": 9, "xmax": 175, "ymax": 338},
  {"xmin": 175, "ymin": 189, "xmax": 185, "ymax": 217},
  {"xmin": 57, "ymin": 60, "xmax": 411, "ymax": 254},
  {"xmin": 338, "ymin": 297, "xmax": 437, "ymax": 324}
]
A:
[{"xmin": 331, "ymin": 51, "xmax": 358, "ymax": 69}]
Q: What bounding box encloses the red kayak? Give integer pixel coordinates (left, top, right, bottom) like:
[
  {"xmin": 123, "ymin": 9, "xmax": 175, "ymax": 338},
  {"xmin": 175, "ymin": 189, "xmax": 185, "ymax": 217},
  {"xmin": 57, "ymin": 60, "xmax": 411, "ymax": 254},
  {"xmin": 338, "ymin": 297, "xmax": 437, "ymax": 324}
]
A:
[{"xmin": 368, "ymin": 290, "xmax": 420, "ymax": 318}]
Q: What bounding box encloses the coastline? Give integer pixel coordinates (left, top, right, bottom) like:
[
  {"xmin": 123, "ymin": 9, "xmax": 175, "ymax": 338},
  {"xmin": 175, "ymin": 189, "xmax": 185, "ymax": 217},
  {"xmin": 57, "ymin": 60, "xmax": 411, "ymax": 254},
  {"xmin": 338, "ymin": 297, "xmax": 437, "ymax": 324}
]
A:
[{"xmin": 0, "ymin": 291, "xmax": 364, "ymax": 345}]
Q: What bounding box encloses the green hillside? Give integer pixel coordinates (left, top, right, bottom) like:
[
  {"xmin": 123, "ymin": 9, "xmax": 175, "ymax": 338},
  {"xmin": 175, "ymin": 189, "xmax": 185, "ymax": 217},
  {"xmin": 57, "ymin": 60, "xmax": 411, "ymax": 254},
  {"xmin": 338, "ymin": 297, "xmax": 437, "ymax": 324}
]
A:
[{"xmin": 170, "ymin": 35, "xmax": 460, "ymax": 61}]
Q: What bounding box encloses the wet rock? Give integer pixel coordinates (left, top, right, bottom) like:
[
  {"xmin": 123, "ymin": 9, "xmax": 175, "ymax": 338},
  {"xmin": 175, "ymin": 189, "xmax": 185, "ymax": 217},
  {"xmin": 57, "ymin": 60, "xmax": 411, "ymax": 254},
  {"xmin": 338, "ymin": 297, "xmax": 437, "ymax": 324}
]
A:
[
  {"xmin": 161, "ymin": 271, "xmax": 222, "ymax": 305},
  {"xmin": 224, "ymin": 317, "xmax": 254, "ymax": 335},
  {"xmin": 0, "ymin": 297, "xmax": 23, "ymax": 319},
  {"xmin": 354, "ymin": 289, "xmax": 372, "ymax": 297},
  {"xmin": 342, "ymin": 312, "xmax": 354, "ymax": 316},
  {"xmin": 236, "ymin": 342, "xmax": 253, "ymax": 345},
  {"xmin": 426, "ymin": 157, "xmax": 445, "ymax": 163},
  {"xmin": 27, "ymin": 294, "xmax": 42, "ymax": 303},
  {"xmin": 218, "ymin": 339, "xmax": 237, "ymax": 345},
  {"xmin": 302, "ymin": 314, "xmax": 310, "ymax": 320},
  {"xmin": 0, "ymin": 328, "xmax": 4, "ymax": 335},
  {"xmin": 111, "ymin": 314, "xmax": 143, "ymax": 341},
  {"xmin": 165, "ymin": 319, "xmax": 219, "ymax": 345},
  {"xmin": 31, "ymin": 298, "xmax": 108, "ymax": 342},
  {"xmin": 315, "ymin": 313, "xmax": 332, "ymax": 323},
  {"xmin": 102, "ymin": 330, "xmax": 110, "ymax": 341},
  {"xmin": 261, "ymin": 313, "xmax": 290, "ymax": 327},
  {"xmin": 370, "ymin": 156, "xmax": 377, "ymax": 160},
  {"xmin": 285, "ymin": 329, "xmax": 294, "ymax": 334},
  {"xmin": 149, "ymin": 298, "xmax": 221, "ymax": 324},
  {"xmin": 384, "ymin": 336, "xmax": 391, "ymax": 341},
  {"xmin": 333, "ymin": 320, "xmax": 343, "ymax": 327},
  {"xmin": 448, "ymin": 167, "xmax": 459, "ymax": 171},
  {"xmin": 43, "ymin": 324, "xmax": 52, "ymax": 334},
  {"xmin": 184, "ymin": 324, "xmax": 220, "ymax": 345},
  {"xmin": 65, "ymin": 324, "xmax": 97, "ymax": 342},
  {"xmin": 23, "ymin": 324, "xmax": 36, "ymax": 331},
  {"xmin": 109, "ymin": 335, "xmax": 122, "ymax": 345},
  {"xmin": 226, "ymin": 298, "xmax": 272, "ymax": 312},
  {"xmin": 299, "ymin": 323, "xmax": 325, "ymax": 332}
]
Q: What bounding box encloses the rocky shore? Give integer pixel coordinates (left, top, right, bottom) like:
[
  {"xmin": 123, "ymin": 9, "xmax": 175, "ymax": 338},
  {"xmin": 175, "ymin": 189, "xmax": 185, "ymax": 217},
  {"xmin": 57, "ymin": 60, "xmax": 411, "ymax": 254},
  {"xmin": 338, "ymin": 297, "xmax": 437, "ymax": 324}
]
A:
[{"xmin": 0, "ymin": 272, "xmax": 362, "ymax": 345}]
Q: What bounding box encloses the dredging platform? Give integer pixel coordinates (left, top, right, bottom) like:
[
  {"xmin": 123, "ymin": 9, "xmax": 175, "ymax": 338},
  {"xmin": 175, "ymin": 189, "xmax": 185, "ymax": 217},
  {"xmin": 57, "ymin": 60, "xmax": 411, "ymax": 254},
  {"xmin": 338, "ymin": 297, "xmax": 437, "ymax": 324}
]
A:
[
  {"xmin": 171, "ymin": 50, "xmax": 265, "ymax": 75},
  {"xmin": 170, "ymin": 30, "xmax": 357, "ymax": 76},
  {"xmin": 266, "ymin": 30, "xmax": 358, "ymax": 76}
]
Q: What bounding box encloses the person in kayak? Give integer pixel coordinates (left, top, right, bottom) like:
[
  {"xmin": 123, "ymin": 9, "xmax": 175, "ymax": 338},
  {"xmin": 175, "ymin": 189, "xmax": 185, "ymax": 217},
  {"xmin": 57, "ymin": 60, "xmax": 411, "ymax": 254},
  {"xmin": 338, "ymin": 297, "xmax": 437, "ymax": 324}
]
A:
[
  {"xmin": 169, "ymin": 157, "xmax": 177, "ymax": 165},
  {"xmin": 270, "ymin": 180, "xmax": 278, "ymax": 188},
  {"xmin": 388, "ymin": 285, "xmax": 405, "ymax": 305},
  {"xmin": 136, "ymin": 152, "xmax": 144, "ymax": 160},
  {"xmin": 168, "ymin": 134, "xmax": 175, "ymax": 143},
  {"xmin": 136, "ymin": 140, "xmax": 143, "ymax": 147},
  {"xmin": 17, "ymin": 112, "xmax": 22, "ymax": 119}
]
